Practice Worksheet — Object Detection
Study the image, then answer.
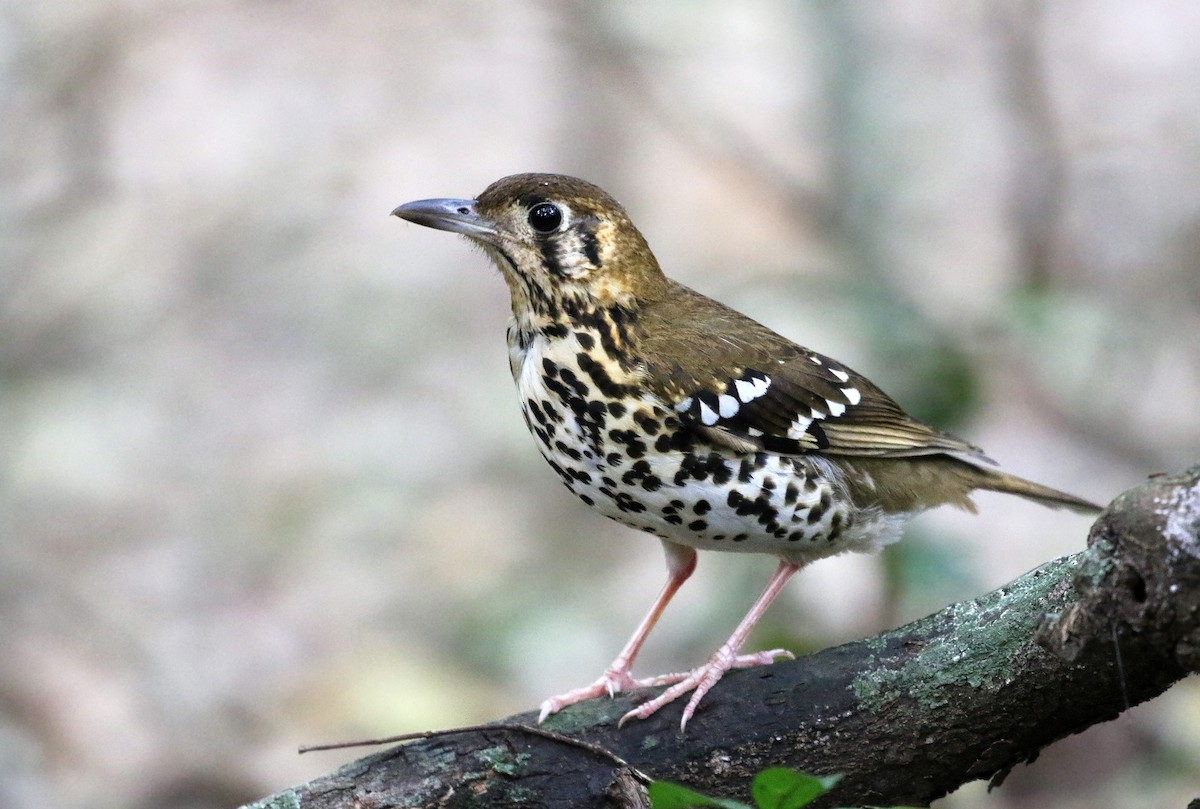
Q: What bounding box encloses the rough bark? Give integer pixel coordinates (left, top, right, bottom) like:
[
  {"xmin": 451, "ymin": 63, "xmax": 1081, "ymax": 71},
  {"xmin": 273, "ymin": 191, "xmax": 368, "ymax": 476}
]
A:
[{"xmin": 244, "ymin": 466, "xmax": 1200, "ymax": 809}]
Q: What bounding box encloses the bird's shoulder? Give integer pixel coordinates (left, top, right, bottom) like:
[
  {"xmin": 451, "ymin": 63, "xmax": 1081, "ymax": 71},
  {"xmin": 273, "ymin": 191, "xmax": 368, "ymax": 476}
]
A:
[{"xmin": 632, "ymin": 281, "xmax": 987, "ymax": 462}]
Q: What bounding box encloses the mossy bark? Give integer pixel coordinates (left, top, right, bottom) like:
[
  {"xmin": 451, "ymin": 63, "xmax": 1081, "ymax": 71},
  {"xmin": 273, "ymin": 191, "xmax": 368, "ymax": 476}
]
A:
[{"xmin": 242, "ymin": 466, "xmax": 1200, "ymax": 809}]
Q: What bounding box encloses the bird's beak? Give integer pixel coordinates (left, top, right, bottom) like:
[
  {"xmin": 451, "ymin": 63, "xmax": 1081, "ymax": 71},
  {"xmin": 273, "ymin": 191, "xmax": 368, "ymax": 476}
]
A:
[{"xmin": 391, "ymin": 198, "xmax": 497, "ymax": 240}]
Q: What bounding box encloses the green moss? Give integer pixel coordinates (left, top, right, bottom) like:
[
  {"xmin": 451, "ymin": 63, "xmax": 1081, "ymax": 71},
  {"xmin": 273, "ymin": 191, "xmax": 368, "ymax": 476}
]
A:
[
  {"xmin": 538, "ymin": 699, "xmax": 625, "ymax": 734},
  {"xmin": 852, "ymin": 554, "xmax": 1083, "ymax": 712},
  {"xmin": 474, "ymin": 745, "xmax": 531, "ymax": 778},
  {"xmin": 240, "ymin": 789, "xmax": 301, "ymax": 809}
]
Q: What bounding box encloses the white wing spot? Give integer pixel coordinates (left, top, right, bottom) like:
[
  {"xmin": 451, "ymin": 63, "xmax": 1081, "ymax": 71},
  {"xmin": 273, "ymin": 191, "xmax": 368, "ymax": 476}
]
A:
[
  {"xmin": 810, "ymin": 356, "xmax": 823, "ymax": 365},
  {"xmin": 717, "ymin": 394, "xmax": 739, "ymax": 419},
  {"xmin": 826, "ymin": 400, "xmax": 846, "ymax": 417},
  {"xmin": 841, "ymin": 387, "xmax": 862, "ymax": 405},
  {"xmin": 788, "ymin": 416, "xmax": 813, "ymax": 438},
  {"xmin": 734, "ymin": 376, "xmax": 771, "ymax": 403},
  {"xmin": 675, "ymin": 396, "xmax": 694, "ymax": 414},
  {"xmin": 830, "ymin": 368, "xmax": 850, "ymax": 382},
  {"xmin": 698, "ymin": 400, "xmax": 720, "ymax": 426}
]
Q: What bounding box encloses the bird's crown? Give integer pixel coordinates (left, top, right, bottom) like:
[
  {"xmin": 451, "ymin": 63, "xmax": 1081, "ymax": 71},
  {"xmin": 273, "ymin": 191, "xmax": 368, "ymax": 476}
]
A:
[{"xmin": 393, "ymin": 173, "xmax": 668, "ymax": 324}]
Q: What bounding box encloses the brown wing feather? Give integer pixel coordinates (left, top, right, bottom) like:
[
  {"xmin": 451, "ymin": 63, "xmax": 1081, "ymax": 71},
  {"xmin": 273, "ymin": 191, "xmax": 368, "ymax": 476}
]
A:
[{"xmin": 636, "ymin": 280, "xmax": 990, "ymax": 463}]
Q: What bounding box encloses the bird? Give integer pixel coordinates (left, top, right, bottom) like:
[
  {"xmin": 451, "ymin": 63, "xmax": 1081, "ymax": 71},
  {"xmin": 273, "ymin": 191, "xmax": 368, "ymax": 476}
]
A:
[{"xmin": 391, "ymin": 173, "xmax": 1101, "ymax": 731}]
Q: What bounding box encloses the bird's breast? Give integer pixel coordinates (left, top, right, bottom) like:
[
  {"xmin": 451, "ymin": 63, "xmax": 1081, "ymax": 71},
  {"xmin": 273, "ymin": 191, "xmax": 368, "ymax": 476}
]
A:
[{"xmin": 505, "ymin": 325, "xmax": 909, "ymax": 560}]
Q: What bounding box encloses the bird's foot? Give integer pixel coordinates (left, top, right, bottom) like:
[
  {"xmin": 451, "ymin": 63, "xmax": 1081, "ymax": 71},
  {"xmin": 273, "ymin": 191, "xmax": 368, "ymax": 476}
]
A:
[
  {"xmin": 538, "ymin": 665, "xmax": 695, "ymax": 722},
  {"xmin": 618, "ymin": 646, "xmax": 794, "ymax": 731}
]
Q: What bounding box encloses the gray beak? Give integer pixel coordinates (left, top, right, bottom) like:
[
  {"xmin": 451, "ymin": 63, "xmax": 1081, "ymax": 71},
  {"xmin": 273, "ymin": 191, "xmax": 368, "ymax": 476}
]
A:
[{"xmin": 391, "ymin": 198, "xmax": 497, "ymax": 239}]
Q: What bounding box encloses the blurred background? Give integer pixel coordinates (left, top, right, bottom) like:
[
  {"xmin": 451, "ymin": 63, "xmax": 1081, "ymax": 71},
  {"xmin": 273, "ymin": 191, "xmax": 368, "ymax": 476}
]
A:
[{"xmin": 3, "ymin": 2, "xmax": 1199, "ymax": 807}]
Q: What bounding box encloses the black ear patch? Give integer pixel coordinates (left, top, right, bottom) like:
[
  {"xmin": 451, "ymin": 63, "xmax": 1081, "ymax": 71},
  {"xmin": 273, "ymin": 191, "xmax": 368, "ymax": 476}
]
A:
[{"xmin": 580, "ymin": 228, "xmax": 601, "ymax": 268}]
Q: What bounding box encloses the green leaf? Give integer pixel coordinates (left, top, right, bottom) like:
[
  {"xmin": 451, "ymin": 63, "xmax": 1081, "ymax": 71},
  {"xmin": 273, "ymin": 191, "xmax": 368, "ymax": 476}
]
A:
[
  {"xmin": 750, "ymin": 768, "xmax": 842, "ymax": 809},
  {"xmin": 648, "ymin": 780, "xmax": 751, "ymax": 809}
]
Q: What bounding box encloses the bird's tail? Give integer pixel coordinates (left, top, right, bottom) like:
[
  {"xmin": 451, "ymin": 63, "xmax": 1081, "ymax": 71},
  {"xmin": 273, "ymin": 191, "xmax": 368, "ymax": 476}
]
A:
[{"xmin": 975, "ymin": 467, "xmax": 1103, "ymax": 515}]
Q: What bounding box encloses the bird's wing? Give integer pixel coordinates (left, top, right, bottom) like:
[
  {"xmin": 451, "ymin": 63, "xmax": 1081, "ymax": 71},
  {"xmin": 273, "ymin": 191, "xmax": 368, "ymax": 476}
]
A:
[{"xmin": 636, "ymin": 285, "xmax": 989, "ymax": 463}]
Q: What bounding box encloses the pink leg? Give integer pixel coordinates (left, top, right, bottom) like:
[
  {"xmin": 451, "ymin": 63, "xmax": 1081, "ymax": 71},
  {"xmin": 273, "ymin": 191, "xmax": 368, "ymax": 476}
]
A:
[
  {"xmin": 620, "ymin": 559, "xmax": 803, "ymax": 731},
  {"xmin": 538, "ymin": 542, "xmax": 698, "ymax": 722}
]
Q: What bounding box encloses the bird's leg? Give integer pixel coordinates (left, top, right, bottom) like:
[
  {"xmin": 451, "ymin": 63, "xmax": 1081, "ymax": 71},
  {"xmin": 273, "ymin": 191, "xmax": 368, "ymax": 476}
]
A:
[
  {"xmin": 620, "ymin": 559, "xmax": 803, "ymax": 731},
  {"xmin": 538, "ymin": 542, "xmax": 697, "ymax": 722}
]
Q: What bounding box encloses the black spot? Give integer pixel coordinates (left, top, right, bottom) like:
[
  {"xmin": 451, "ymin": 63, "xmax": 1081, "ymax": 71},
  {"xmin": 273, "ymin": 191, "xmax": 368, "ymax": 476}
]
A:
[
  {"xmin": 527, "ymin": 399, "xmax": 546, "ymax": 425},
  {"xmin": 559, "ymin": 367, "xmax": 588, "ymax": 396},
  {"xmin": 621, "ymin": 460, "xmax": 653, "ymax": 487},
  {"xmin": 732, "ymin": 533, "xmax": 749, "ymax": 542},
  {"xmin": 587, "ymin": 400, "xmax": 607, "ymax": 422},
  {"xmin": 641, "ymin": 475, "xmax": 662, "ymax": 492},
  {"xmin": 607, "ymin": 400, "xmax": 627, "ymax": 419},
  {"xmin": 554, "ymin": 440, "xmax": 582, "ymax": 461},
  {"xmin": 655, "ymin": 434, "xmax": 672, "ymax": 453},
  {"xmin": 633, "ymin": 410, "xmax": 661, "ymax": 435},
  {"xmin": 665, "ymin": 514, "xmax": 683, "ymax": 525},
  {"xmin": 687, "ymin": 519, "xmax": 708, "ymax": 532},
  {"xmin": 829, "ymin": 513, "xmax": 844, "ymax": 541},
  {"xmin": 709, "ymin": 458, "xmax": 733, "ymax": 486},
  {"xmin": 608, "ymin": 428, "xmax": 638, "ymax": 445},
  {"xmin": 665, "ymin": 430, "xmax": 693, "ymax": 452},
  {"xmin": 543, "ymin": 322, "xmax": 568, "ymax": 339},
  {"xmin": 580, "ymin": 494, "xmax": 594, "ymax": 506},
  {"xmin": 576, "ymin": 332, "xmax": 596, "ymax": 350},
  {"xmin": 788, "ymin": 530, "xmax": 806, "ymax": 542},
  {"xmin": 564, "ymin": 394, "xmax": 587, "ymax": 417},
  {"xmin": 542, "ymin": 358, "xmax": 559, "ymax": 378},
  {"xmin": 738, "ymin": 459, "xmax": 754, "ymax": 483},
  {"xmin": 727, "ymin": 490, "xmax": 745, "ymax": 508},
  {"xmin": 614, "ymin": 492, "xmax": 646, "ymax": 513},
  {"xmin": 626, "ymin": 439, "xmax": 647, "ymax": 459},
  {"xmin": 693, "ymin": 500, "xmax": 711, "ymax": 515},
  {"xmin": 807, "ymin": 505, "xmax": 825, "ymax": 525},
  {"xmin": 762, "ymin": 476, "xmax": 777, "ymax": 491},
  {"xmin": 544, "ymin": 376, "xmax": 571, "ymax": 401},
  {"xmin": 577, "ymin": 352, "xmax": 627, "ymax": 398},
  {"xmin": 784, "ymin": 482, "xmax": 800, "ymax": 506}
]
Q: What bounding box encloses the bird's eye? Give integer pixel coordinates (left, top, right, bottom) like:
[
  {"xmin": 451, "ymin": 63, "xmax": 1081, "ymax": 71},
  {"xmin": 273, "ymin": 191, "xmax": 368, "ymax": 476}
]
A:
[{"xmin": 528, "ymin": 202, "xmax": 564, "ymax": 233}]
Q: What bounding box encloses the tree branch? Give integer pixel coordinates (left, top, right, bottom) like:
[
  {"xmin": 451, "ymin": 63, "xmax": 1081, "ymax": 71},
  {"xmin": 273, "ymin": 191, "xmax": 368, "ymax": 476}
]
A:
[{"xmin": 243, "ymin": 466, "xmax": 1200, "ymax": 809}]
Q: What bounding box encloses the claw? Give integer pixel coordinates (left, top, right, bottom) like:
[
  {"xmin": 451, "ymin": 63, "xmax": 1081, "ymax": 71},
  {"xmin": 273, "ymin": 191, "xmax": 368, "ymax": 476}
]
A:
[{"xmin": 617, "ymin": 648, "xmax": 793, "ymax": 730}]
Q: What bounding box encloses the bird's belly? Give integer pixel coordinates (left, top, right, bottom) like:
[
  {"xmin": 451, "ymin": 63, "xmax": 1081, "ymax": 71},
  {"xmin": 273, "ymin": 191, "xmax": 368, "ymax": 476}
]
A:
[{"xmin": 514, "ymin": 343, "xmax": 906, "ymax": 560}]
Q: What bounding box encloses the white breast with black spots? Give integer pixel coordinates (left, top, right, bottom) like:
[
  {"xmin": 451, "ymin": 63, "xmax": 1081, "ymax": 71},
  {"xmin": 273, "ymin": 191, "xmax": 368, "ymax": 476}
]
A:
[{"xmin": 508, "ymin": 328, "xmax": 909, "ymax": 562}]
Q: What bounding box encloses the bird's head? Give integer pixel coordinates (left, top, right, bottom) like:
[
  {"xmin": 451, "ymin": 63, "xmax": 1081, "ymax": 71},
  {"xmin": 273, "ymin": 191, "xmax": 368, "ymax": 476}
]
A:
[{"xmin": 393, "ymin": 174, "xmax": 668, "ymax": 325}]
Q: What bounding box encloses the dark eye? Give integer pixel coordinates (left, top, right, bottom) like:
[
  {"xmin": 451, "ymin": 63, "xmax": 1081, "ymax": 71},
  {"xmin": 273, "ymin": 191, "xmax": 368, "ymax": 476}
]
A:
[{"xmin": 528, "ymin": 202, "xmax": 563, "ymax": 233}]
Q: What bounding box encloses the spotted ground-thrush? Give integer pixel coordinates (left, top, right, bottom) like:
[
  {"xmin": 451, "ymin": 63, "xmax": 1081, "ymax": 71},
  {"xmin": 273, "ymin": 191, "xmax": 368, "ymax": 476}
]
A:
[{"xmin": 392, "ymin": 173, "xmax": 1101, "ymax": 730}]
